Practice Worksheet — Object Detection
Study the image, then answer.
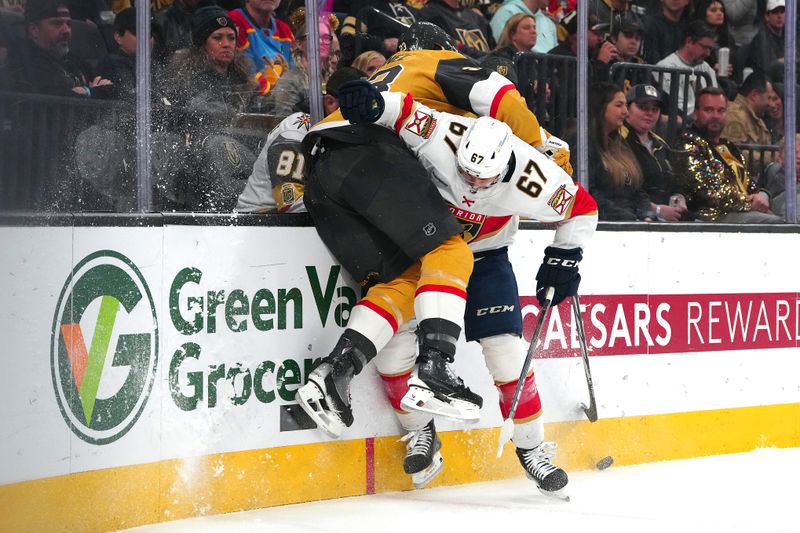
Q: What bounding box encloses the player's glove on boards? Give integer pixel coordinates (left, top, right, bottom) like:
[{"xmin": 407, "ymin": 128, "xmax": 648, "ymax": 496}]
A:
[
  {"xmin": 536, "ymin": 246, "xmax": 582, "ymax": 306},
  {"xmin": 338, "ymin": 80, "xmax": 385, "ymax": 124}
]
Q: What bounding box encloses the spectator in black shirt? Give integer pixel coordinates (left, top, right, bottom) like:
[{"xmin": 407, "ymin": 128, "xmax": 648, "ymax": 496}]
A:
[
  {"xmin": 624, "ymin": 83, "xmax": 688, "ymax": 221},
  {"xmin": 420, "ymin": 0, "xmax": 494, "ymax": 57},
  {"xmin": 3, "ymin": 0, "xmax": 112, "ymax": 96},
  {"xmin": 643, "ymin": 0, "xmax": 689, "ymax": 64},
  {"xmin": 95, "ymin": 8, "xmax": 151, "ymax": 100}
]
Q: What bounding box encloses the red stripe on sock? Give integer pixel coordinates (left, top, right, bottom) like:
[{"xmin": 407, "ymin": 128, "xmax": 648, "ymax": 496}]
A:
[
  {"xmin": 380, "ymin": 371, "xmax": 412, "ymax": 411},
  {"xmin": 497, "ymin": 374, "xmax": 542, "ymax": 419},
  {"xmin": 415, "ymin": 284, "xmax": 467, "ymax": 300},
  {"xmin": 365, "ymin": 437, "xmax": 375, "ymax": 494},
  {"xmin": 357, "ymin": 300, "xmax": 398, "ymax": 333}
]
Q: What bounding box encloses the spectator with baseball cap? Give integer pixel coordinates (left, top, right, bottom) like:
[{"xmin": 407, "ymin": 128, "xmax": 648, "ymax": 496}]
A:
[
  {"xmin": 549, "ymin": 11, "xmax": 619, "ymax": 84},
  {"xmin": 623, "ymin": 83, "xmax": 688, "ymax": 221},
  {"xmin": 745, "ymin": 0, "xmax": 791, "ymax": 81},
  {"xmin": 2, "ymin": 0, "xmax": 112, "ymax": 96},
  {"xmin": 610, "ymin": 13, "xmax": 644, "ymax": 64}
]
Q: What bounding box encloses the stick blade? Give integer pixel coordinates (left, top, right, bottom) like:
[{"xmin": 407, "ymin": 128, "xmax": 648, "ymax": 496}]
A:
[
  {"xmin": 496, "ymin": 418, "xmax": 515, "ymax": 458},
  {"xmin": 581, "ymin": 402, "xmax": 599, "ymax": 423}
]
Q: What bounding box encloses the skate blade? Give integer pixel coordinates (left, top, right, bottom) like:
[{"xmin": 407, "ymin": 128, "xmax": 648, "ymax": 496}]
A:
[
  {"xmin": 412, "ymin": 451, "xmax": 444, "ymax": 489},
  {"xmin": 400, "ymin": 386, "xmax": 481, "ymax": 422},
  {"xmin": 295, "ymin": 382, "xmax": 345, "ymax": 439},
  {"xmin": 537, "ymin": 487, "xmax": 570, "ymax": 502}
]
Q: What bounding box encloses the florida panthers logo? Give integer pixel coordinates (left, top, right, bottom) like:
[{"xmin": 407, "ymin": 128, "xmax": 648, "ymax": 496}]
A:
[
  {"xmin": 547, "ymin": 185, "xmax": 575, "ymax": 215},
  {"xmin": 449, "ymin": 205, "xmax": 512, "ymax": 244},
  {"xmin": 404, "ymin": 111, "xmax": 437, "ymax": 139}
]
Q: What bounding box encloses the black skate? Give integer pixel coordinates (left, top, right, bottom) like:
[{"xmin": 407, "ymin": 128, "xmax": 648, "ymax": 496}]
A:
[
  {"xmin": 400, "ymin": 420, "xmax": 444, "ymax": 489},
  {"xmin": 295, "ymin": 338, "xmax": 363, "ymax": 439},
  {"xmin": 516, "ymin": 442, "xmax": 569, "ymax": 501},
  {"xmin": 400, "ymin": 347, "xmax": 482, "ymax": 422}
]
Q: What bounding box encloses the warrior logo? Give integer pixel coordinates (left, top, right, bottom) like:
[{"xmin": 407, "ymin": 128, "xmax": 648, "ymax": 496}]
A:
[{"xmin": 51, "ymin": 251, "xmax": 158, "ymax": 445}]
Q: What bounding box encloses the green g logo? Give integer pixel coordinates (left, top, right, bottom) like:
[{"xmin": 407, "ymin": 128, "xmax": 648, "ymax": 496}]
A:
[{"xmin": 51, "ymin": 250, "xmax": 158, "ymax": 445}]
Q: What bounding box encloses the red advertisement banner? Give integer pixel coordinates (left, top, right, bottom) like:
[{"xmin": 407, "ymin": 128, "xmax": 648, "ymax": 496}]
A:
[{"xmin": 520, "ymin": 293, "xmax": 800, "ymax": 358}]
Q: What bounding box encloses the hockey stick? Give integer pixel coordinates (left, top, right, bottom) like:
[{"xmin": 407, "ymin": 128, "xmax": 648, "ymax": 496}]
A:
[
  {"xmin": 496, "ymin": 287, "xmax": 555, "ymax": 458},
  {"xmin": 572, "ymin": 294, "xmax": 598, "ymax": 422}
]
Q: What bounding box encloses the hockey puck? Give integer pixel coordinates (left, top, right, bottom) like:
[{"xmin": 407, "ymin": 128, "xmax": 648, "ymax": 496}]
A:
[{"xmin": 596, "ymin": 456, "xmax": 614, "ymax": 470}]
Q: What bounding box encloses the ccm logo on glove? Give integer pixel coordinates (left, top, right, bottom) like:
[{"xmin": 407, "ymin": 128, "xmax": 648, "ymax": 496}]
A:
[
  {"xmin": 545, "ymin": 257, "xmax": 579, "ymax": 268},
  {"xmin": 536, "ymin": 246, "xmax": 583, "ymax": 306}
]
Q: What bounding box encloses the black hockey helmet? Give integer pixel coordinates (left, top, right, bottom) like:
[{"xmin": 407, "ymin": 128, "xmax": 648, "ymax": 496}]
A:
[{"xmin": 398, "ymin": 21, "xmax": 457, "ymax": 52}]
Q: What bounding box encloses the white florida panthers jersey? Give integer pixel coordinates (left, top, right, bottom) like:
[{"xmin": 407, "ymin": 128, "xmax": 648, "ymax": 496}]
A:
[{"xmin": 371, "ymin": 92, "xmax": 599, "ymax": 253}]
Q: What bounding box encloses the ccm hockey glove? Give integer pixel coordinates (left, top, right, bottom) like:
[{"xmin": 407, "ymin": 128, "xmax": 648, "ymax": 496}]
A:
[
  {"xmin": 338, "ymin": 80, "xmax": 385, "ymax": 124},
  {"xmin": 535, "ymin": 246, "xmax": 582, "ymax": 306}
]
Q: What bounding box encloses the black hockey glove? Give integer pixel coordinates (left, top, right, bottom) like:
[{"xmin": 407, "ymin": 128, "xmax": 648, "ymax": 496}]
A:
[
  {"xmin": 535, "ymin": 247, "xmax": 582, "ymax": 306},
  {"xmin": 337, "ymin": 80, "xmax": 385, "ymax": 124}
]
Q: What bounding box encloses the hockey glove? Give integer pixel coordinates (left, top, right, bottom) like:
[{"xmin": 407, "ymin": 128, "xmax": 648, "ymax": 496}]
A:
[
  {"xmin": 535, "ymin": 246, "xmax": 582, "ymax": 306},
  {"xmin": 536, "ymin": 129, "xmax": 574, "ymax": 176},
  {"xmin": 338, "ymin": 80, "xmax": 385, "ymax": 124}
]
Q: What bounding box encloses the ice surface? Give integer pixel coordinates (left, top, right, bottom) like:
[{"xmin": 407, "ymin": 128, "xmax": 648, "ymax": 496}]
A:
[{"xmin": 120, "ymin": 447, "xmax": 800, "ymax": 533}]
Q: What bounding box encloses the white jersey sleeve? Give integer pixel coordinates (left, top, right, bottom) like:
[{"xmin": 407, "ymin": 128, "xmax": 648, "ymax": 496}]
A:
[{"xmin": 235, "ymin": 112, "xmax": 311, "ymax": 213}]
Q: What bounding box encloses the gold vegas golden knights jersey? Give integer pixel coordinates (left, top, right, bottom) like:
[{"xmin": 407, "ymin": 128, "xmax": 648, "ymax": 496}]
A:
[{"xmin": 321, "ymin": 49, "xmax": 544, "ymax": 147}]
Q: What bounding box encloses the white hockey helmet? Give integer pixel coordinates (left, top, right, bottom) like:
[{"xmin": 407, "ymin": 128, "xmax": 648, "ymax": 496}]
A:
[{"xmin": 456, "ymin": 117, "xmax": 513, "ymax": 190}]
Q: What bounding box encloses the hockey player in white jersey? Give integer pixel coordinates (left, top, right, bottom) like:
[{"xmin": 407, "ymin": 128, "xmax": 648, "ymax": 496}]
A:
[
  {"xmin": 337, "ymin": 81, "xmax": 598, "ymax": 498},
  {"xmin": 235, "ymin": 67, "xmax": 366, "ymax": 213}
]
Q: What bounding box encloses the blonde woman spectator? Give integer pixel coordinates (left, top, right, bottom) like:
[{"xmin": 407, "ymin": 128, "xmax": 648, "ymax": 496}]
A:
[
  {"xmin": 351, "ymin": 50, "xmax": 385, "ymax": 76},
  {"xmin": 483, "ymin": 13, "xmax": 536, "ymax": 89},
  {"xmin": 492, "ymin": 13, "xmax": 537, "ymax": 58}
]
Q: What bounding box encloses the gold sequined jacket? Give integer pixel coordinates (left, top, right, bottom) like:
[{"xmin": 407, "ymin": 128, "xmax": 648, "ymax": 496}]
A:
[{"xmin": 672, "ymin": 127, "xmax": 757, "ymax": 221}]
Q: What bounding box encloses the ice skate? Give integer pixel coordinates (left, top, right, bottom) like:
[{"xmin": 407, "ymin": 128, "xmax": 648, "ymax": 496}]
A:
[
  {"xmin": 400, "ymin": 347, "xmax": 482, "ymax": 422},
  {"xmin": 296, "ymin": 337, "xmax": 365, "ymax": 438},
  {"xmin": 400, "ymin": 420, "xmax": 444, "ymax": 489},
  {"xmin": 516, "ymin": 442, "xmax": 570, "ymax": 501}
]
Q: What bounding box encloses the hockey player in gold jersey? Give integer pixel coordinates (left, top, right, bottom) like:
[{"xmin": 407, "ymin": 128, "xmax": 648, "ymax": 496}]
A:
[{"xmin": 320, "ymin": 22, "xmax": 573, "ymax": 176}]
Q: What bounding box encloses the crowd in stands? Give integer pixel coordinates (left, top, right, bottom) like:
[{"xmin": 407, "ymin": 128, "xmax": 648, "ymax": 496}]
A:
[{"xmin": 0, "ymin": 0, "xmax": 797, "ymax": 220}]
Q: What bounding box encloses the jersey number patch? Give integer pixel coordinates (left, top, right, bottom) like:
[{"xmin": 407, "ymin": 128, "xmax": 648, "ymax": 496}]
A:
[{"xmin": 516, "ymin": 160, "xmax": 548, "ymax": 198}]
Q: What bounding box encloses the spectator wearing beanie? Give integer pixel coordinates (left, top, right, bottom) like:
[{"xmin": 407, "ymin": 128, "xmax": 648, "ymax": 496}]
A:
[{"xmin": 164, "ymin": 5, "xmax": 259, "ymax": 130}]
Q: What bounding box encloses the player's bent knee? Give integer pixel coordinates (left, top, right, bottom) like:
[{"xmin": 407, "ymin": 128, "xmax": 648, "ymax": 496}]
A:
[
  {"xmin": 374, "ymin": 323, "xmax": 418, "ymax": 375},
  {"xmin": 481, "ymin": 333, "xmax": 527, "ymax": 383}
]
